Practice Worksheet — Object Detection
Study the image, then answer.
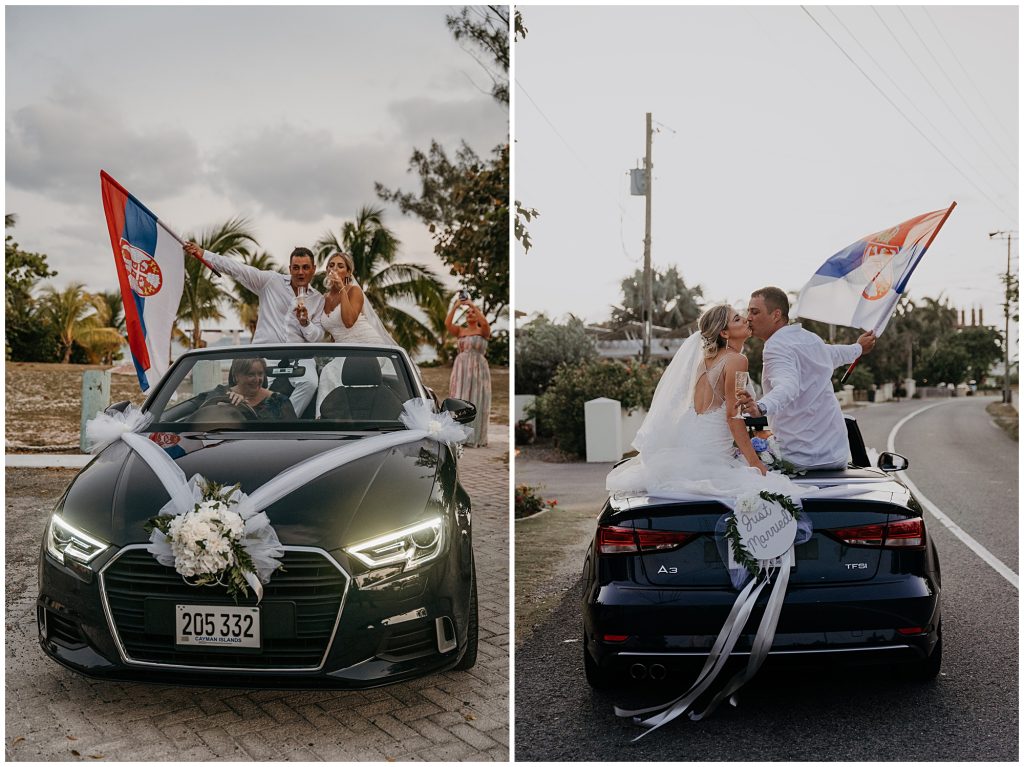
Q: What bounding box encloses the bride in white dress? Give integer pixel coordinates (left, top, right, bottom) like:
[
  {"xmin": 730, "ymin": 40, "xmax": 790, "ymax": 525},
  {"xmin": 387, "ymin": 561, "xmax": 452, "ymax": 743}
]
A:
[
  {"xmin": 607, "ymin": 304, "xmax": 800, "ymax": 499},
  {"xmin": 315, "ymin": 252, "xmax": 395, "ymax": 415}
]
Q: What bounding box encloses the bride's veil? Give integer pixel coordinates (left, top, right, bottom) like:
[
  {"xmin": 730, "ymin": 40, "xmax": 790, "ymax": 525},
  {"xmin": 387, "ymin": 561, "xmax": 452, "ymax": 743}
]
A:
[
  {"xmin": 631, "ymin": 331, "xmax": 703, "ymax": 454},
  {"xmin": 349, "ymin": 277, "xmax": 400, "ymax": 347}
]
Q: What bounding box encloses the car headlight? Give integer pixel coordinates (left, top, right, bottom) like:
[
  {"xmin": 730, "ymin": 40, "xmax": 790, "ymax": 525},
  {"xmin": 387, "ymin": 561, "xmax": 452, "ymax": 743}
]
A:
[
  {"xmin": 45, "ymin": 515, "xmax": 109, "ymax": 566},
  {"xmin": 345, "ymin": 517, "xmax": 445, "ymax": 572}
]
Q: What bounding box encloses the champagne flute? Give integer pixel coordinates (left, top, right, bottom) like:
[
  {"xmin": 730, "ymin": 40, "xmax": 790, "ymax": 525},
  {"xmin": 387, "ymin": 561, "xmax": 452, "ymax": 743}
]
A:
[
  {"xmin": 733, "ymin": 371, "xmax": 749, "ymax": 419},
  {"xmin": 296, "ymin": 286, "xmax": 307, "ymax": 308}
]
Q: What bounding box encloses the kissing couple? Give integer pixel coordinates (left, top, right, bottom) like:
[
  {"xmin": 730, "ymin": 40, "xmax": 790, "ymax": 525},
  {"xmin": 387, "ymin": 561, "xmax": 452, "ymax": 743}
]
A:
[{"xmin": 607, "ymin": 286, "xmax": 877, "ymax": 499}]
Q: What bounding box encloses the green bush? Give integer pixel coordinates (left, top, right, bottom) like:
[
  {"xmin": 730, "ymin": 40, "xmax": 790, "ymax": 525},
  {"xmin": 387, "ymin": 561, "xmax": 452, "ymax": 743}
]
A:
[
  {"xmin": 841, "ymin": 364, "xmax": 875, "ymax": 393},
  {"xmin": 515, "ymin": 315, "xmax": 596, "ymax": 394},
  {"xmin": 534, "ymin": 358, "xmax": 662, "ymax": 458},
  {"xmin": 487, "ymin": 328, "xmax": 509, "ymax": 366},
  {"xmin": 515, "ymin": 484, "xmax": 556, "ymax": 519}
]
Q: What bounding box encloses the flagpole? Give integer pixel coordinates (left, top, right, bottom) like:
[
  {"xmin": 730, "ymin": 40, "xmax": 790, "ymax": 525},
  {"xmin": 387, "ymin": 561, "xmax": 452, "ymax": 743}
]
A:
[
  {"xmin": 158, "ymin": 221, "xmax": 223, "ymax": 279},
  {"xmin": 839, "ymin": 202, "xmax": 957, "ymax": 385}
]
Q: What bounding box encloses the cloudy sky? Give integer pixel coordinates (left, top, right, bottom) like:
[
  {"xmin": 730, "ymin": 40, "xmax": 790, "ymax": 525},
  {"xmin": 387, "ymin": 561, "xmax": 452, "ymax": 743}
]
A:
[
  {"xmin": 7, "ymin": 5, "xmax": 507, "ymax": 319},
  {"xmin": 515, "ymin": 4, "xmax": 1018, "ymax": 342}
]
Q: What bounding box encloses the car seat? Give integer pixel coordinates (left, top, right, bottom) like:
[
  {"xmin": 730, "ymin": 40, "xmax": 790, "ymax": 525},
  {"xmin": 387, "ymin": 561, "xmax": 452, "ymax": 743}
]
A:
[{"xmin": 319, "ymin": 356, "xmax": 404, "ymax": 421}]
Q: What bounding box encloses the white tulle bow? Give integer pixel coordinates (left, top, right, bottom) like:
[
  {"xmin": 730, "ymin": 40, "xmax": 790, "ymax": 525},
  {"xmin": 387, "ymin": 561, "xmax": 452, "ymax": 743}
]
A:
[
  {"xmin": 400, "ymin": 398, "xmax": 473, "ymax": 444},
  {"xmin": 84, "ymin": 404, "xmax": 153, "ymax": 454}
]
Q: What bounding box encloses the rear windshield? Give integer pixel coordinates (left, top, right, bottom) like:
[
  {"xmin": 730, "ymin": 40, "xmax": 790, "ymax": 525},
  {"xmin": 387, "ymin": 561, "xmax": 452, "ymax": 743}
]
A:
[{"xmin": 147, "ymin": 348, "xmax": 418, "ymax": 431}]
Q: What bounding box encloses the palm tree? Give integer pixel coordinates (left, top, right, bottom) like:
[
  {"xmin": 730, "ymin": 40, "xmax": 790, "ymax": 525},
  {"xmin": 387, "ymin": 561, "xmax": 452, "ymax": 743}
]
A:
[
  {"xmin": 422, "ymin": 289, "xmax": 458, "ymax": 363},
  {"xmin": 41, "ymin": 283, "xmax": 97, "ymax": 363},
  {"xmin": 315, "ymin": 206, "xmax": 445, "ymax": 351},
  {"xmin": 177, "ymin": 217, "xmax": 258, "ymax": 348},
  {"xmin": 76, "ymin": 291, "xmax": 126, "ymax": 364},
  {"xmin": 232, "ymin": 248, "xmax": 283, "ymax": 341}
]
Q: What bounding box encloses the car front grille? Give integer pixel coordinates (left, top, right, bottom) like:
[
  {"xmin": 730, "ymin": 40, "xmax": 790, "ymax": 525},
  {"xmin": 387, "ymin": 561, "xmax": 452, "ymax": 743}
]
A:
[{"xmin": 101, "ymin": 547, "xmax": 348, "ymax": 670}]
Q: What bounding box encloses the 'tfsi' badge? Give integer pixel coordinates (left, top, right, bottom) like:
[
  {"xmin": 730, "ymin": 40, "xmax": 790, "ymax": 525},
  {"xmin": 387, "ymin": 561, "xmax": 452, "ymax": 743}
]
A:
[{"xmin": 120, "ymin": 239, "xmax": 163, "ymax": 297}]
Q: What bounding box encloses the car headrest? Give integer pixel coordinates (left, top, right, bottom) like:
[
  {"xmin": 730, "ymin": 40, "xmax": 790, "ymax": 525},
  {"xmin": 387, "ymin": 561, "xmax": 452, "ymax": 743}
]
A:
[{"xmin": 341, "ymin": 356, "xmax": 382, "ymax": 386}]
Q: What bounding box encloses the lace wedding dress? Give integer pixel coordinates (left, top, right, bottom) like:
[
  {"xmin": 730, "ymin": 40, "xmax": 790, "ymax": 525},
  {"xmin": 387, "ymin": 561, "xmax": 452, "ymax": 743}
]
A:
[{"xmin": 606, "ymin": 333, "xmax": 799, "ymax": 500}]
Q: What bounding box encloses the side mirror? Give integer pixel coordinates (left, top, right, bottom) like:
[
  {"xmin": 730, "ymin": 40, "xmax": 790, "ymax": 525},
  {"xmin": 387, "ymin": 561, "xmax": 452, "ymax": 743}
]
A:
[
  {"xmin": 878, "ymin": 452, "xmax": 909, "ymax": 472},
  {"xmin": 441, "ymin": 397, "xmax": 477, "ymax": 425},
  {"xmin": 104, "ymin": 401, "xmax": 131, "ymax": 416}
]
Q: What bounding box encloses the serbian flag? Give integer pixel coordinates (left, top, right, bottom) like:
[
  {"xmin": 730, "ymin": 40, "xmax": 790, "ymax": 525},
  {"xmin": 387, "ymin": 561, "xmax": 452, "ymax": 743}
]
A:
[
  {"xmin": 100, "ymin": 171, "xmax": 185, "ymax": 392},
  {"xmin": 793, "ymin": 202, "xmax": 956, "ymax": 335}
]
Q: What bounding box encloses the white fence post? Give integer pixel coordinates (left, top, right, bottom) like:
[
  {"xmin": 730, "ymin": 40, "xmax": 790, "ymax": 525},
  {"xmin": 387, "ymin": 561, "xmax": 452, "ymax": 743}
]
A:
[
  {"xmin": 584, "ymin": 397, "xmax": 623, "ymax": 463},
  {"xmin": 514, "ymin": 394, "xmax": 537, "ymax": 427},
  {"xmin": 80, "ymin": 370, "xmax": 111, "ymax": 453},
  {"xmin": 191, "ymin": 359, "xmax": 221, "ymax": 395}
]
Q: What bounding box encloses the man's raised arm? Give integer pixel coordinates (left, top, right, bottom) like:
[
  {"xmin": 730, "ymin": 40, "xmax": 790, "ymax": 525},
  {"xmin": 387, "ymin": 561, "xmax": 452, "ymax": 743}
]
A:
[{"xmin": 183, "ymin": 242, "xmax": 269, "ymax": 294}]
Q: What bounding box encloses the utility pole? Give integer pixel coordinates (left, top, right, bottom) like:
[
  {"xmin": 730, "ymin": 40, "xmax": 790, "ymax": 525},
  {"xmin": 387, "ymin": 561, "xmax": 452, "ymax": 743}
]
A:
[
  {"xmin": 642, "ymin": 112, "xmax": 653, "ymax": 364},
  {"xmin": 988, "ymin": 230, "xmax": 1017, "ymax": 404}
]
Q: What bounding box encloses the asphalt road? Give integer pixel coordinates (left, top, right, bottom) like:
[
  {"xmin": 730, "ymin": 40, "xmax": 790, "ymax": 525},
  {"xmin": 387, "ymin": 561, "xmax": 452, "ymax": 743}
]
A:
[{"xmin": 514, "ymin": 396, "xmax": 1018, "ymax": 761}]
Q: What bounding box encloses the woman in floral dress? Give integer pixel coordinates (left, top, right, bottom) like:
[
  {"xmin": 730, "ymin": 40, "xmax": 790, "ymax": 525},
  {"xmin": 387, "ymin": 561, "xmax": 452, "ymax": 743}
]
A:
[{"xmin": 445, "ymin": 297, "xmax": 491, "ymax": 447}]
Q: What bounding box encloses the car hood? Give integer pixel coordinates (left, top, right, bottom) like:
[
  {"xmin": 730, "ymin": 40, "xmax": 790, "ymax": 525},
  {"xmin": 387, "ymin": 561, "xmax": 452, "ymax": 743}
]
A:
[{"xmin": 58, "ymin": 432, "xmax": 445, "ymax": 549}]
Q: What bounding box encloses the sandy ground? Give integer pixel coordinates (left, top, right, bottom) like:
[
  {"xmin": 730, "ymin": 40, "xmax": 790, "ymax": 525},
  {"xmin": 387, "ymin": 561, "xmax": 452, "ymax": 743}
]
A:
[{"xmin": 4, "ymin": 362, "xmax": 508, "ymax": 451}]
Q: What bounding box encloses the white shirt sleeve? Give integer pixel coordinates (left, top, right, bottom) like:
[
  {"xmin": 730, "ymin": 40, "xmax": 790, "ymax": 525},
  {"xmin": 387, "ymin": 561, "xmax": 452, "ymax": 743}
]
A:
[
  {"xmin": 828, "ymin": 342, "xmax": 862, "ymax": 369},
  {"xmin": 203, "ymin": 251, "xmax": 271, "ymax": 294},
  {"xmin": 301, "ymin": 296, "xmax": 325, "ymax": 342},
  {"xmin": 758, "ymin": 338, "xmax": 801, "ymax": 416}
]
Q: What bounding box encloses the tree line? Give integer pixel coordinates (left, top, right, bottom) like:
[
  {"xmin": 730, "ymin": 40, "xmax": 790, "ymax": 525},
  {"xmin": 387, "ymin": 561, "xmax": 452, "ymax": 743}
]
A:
[{"xmin": 517, "ymin": 265, "xmax": 1007, "ymax": 394}]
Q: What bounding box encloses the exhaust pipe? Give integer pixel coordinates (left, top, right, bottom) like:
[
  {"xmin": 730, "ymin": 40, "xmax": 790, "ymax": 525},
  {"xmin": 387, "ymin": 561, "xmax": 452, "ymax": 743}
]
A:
[
  {"xmin": 649, "ymin": 663, "xmax": 667, "ymax": 681},
  {"xmin": 629, "ymin": 663, "xmax": 648, "ymax": 680}
]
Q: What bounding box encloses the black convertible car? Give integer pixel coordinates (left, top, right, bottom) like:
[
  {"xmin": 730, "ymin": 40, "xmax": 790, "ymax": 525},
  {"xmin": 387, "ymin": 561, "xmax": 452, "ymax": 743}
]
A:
[
  {"xmin": 38, "ymin": 344, "xmax": 478, "ymax": 688},
  {"xmin": 582, "ymin": 417, "xmax": 941, "ymax": 688}
]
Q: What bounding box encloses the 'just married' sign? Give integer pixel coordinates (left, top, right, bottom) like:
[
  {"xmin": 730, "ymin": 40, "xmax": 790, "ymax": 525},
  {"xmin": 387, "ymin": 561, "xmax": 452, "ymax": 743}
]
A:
[{"xmin": 735, "ymin": 494, "xmax": 797, "ymax": 562}]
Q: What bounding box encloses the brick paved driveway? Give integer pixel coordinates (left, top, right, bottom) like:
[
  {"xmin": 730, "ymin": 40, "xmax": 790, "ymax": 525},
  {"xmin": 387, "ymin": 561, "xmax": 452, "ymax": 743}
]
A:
[{"xmin": 5, "ymin": 429, "xmax": 509, "ymax": 761}]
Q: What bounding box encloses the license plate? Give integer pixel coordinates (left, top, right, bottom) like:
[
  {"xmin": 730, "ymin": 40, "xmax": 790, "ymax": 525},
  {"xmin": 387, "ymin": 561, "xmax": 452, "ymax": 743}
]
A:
[
  {"xmin": 726, "ymin": 545, "xmax": 794, "ymax": 571},
  {"xmin": 175, "ymin": 605, "xmax": 260, "ymax": 648}
]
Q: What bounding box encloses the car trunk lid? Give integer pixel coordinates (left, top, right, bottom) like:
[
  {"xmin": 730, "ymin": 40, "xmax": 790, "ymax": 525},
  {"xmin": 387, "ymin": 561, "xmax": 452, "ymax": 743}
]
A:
[{"xmin": 606, "ymin": 494, "xmax": 902, "ymax": 588}]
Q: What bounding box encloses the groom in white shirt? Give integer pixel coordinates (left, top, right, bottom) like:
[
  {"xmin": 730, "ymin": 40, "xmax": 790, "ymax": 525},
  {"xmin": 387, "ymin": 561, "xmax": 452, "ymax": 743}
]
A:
[
  {"xmin": 184, "ymin": 243, "xmax": 324, "ymax": 415},
  {"xmin": 737, "ymin": 286, "xmax": 876, "ymax": 471}
]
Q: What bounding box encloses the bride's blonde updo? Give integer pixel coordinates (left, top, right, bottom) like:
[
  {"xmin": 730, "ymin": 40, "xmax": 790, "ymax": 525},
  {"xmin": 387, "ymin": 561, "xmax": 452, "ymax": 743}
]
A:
[
  {"xmin": 326, "ymin": 252, "xmax": 355, "ymax": 287},
  {"xmin": 697, "ymin": 304, "xmax": 731, "ymax": 357}
]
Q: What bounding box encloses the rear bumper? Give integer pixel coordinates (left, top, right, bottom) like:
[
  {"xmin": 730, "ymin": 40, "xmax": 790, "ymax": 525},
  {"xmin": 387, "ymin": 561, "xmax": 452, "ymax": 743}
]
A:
[{"xmin": 583, "ymin": 577, "xmax": 941, "ymax": 671}]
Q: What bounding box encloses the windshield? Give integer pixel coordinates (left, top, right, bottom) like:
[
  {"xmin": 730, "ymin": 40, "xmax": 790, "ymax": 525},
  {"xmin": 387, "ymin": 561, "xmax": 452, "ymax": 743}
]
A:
[{"xmin": 146, "ymin": 347, "xmax": 419, "ymax": 431}]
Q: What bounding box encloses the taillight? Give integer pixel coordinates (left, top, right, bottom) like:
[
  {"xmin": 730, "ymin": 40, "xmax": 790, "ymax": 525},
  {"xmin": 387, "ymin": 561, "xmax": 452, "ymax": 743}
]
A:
[
  {"xmin": 829, "ymin": 517, "xmax": 925, "ymax": 549},
  {"xmin": 596, "ymin": 525, "xmax": 696, "ymax": 555}
]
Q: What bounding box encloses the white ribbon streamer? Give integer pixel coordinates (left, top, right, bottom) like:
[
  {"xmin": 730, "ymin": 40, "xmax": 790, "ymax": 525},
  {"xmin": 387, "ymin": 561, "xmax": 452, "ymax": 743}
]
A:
[
  {"xmin": 87, "ymin": 398, "xmax": 469, "ymax": 604},
  {"xmin": 616, "ymin": 499, "xmax": 813, "ymax": 737}
]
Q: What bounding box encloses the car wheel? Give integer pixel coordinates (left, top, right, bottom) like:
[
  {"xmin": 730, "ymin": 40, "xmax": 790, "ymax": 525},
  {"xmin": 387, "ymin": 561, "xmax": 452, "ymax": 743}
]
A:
[
  {"xmin": 453, "ymin": 562, "xmax": 478, "ymax": 670},
  {"xmin": 583, "ymin": 633, "xmax": 614, "ymax": 689},
  {"xmin": 903, "ymin": 625, "xmax": 942, "ymax": 682}
]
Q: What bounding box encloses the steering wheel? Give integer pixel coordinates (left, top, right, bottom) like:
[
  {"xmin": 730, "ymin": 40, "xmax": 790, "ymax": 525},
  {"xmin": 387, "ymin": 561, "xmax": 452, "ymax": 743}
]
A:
[{"xmin": 194, "ymin": 394, "xmax": 260, "ymax": 421}]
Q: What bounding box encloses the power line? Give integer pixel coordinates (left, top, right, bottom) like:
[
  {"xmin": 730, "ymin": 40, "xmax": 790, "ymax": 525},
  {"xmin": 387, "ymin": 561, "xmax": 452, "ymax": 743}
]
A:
[
  {"xmin": 893, "ymin": 6, "xmax": 1017, "ymax": 183},
  {"xmin": 920, "ymin": 6, "xmax": 1019, "ymax": 164},
  {"xmin": 800, "ymin": 6, "xmax": 1016, "ymax": 223},
  {"xmin": 515, "ymin": 77, "xmax": 640, "ymax": 258},
  {"xmin": 824, "ymin": 7, "xmax": 1006, "ymax": 207}
]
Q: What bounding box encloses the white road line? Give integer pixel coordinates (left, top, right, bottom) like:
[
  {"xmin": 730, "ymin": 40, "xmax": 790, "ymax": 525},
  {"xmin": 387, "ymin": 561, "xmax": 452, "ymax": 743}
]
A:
[{"xmin": 887, "ymin": 401, "xmax": 1019, "ymax": 590}]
